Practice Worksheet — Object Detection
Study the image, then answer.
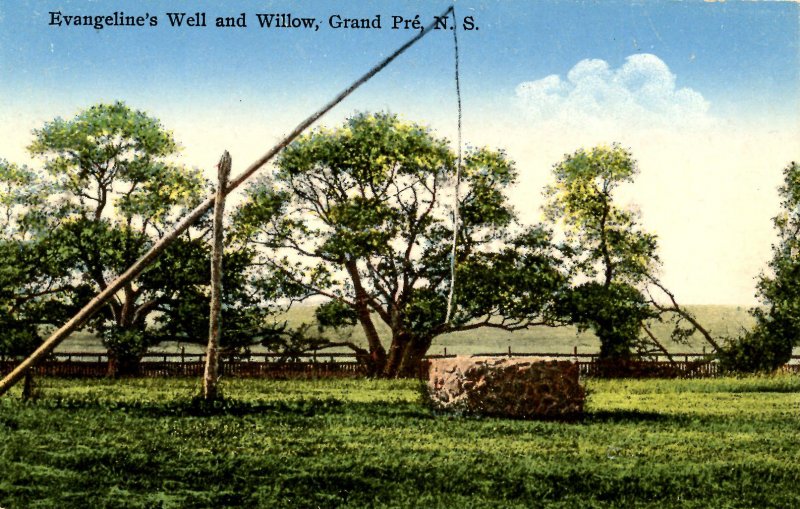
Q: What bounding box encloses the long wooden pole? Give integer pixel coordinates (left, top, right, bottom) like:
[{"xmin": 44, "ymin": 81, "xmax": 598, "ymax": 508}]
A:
[
  {"xmin": 202, "ymin": 151, "xmax": 231, "ymax": 402},
  {"xmin": 0, "ymin": 6, "xmax": 452, "ymax": 397}
]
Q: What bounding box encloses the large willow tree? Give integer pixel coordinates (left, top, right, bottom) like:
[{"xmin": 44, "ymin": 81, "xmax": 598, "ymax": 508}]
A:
[{"xmin": 233, "ymin": 113, "xmax": 566, "ymax": 377}]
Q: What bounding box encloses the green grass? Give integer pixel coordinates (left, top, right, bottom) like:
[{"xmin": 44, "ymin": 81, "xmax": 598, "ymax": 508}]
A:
[
  {"xmin": 1, "ymin": 375, "xmax": 799, "ymax": 508},
  {"xmin": 56, "ymin": 304, "xmax": 757, "ymax": 355}
]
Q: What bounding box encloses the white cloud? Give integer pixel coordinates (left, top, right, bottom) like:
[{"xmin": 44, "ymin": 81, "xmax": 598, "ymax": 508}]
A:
[{"xmin": 515, "ymin": 54, "xmax": 711, "ymax": 130}]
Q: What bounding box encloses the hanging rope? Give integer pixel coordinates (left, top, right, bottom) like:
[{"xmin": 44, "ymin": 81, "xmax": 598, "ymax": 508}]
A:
[{"xmin": 445, "ymin": 5, "xmax": 462, "ymax": 324}]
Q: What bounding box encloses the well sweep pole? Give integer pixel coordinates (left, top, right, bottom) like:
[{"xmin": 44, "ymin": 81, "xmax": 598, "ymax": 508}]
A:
[{"xmin": 0, "ymin": 6, "xmax": 452, "ymax": 397}]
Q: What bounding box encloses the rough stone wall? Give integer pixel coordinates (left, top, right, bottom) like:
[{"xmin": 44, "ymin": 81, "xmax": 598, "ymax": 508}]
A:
[{"xmin": 427, "ymin": 357, "xmax": 585, "ymax": 419}]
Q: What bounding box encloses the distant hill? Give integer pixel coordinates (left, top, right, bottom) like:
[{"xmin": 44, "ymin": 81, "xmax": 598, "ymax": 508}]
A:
[{"xmin": 56, "ymin": 304, "xmax": 757, "ymax": 356}]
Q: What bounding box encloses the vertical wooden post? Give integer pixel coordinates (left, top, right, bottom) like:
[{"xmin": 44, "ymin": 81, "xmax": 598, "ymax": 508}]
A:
[
  {"xmin": 22, "ymin": 370, "xmax": 34, "ymax": 401},
  {"xmin": 203, "ymin": 151, "xmax": 231, "ymax": 402}
]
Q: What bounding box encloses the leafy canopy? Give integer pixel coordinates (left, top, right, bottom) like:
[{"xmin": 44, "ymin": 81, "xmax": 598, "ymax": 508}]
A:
[
  {"xmin": 4, "ymin": 103, "xmax": 214, "ymax": 370},
  {"xmin": 544, "ymin": 144, "xmax": 659, "ymax": 286}
]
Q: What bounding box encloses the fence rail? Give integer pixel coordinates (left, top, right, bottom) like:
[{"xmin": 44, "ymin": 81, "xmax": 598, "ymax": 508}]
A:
[
  {"xmin": 20, "ymin": 349, "xmax": 732, "ymax": 363},
  {"xmin": 1, "ymin": 351, "xmax": 799, "ymax": 379},
  {"xmin": 0, "ymin": 359, "xmax": 369, "ymax": 380}
]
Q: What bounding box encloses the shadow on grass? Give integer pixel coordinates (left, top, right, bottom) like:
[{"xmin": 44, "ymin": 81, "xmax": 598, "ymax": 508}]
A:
[
  {"xmin": 11, "ymin": 396, "xmax": 698, "ymax": 425},
  {"xmin": 15, "ymin": 394, "xmax": 794, "ymax": 428},
  {"xmin": 585, "ymin": 409, "xmax": 676, "ymax": 424},
  {"xmin": 15, "ymin": 395, "xmax": 435, "ymax": 419}
]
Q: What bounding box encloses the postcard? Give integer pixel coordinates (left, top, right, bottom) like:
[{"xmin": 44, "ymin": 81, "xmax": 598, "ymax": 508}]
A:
[{"xmin": 1, "ymin": 2, "xmax": 798, "ymax": 507}]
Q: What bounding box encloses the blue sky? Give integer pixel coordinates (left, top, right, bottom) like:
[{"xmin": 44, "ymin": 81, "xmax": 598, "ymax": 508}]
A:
[
  {"xmin": 1, "ymin": 0, "xmax": 799, "ymax": 304},
  {"xmin": 2, "ymin": 1, "xmax": 797, "ymax": 120}
]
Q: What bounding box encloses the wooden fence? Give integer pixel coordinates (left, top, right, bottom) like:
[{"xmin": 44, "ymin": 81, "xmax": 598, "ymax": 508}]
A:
[
  {"xmin": 0, "ymin": 359, "xmax": 368, "ymax": 380},
  {"xmin": 2, "ymin": 351, "xmax": 798, "ymax": 379}
]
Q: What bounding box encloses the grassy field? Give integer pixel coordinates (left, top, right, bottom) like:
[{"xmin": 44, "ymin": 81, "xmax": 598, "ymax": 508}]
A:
[
  {"xmin": 1, "ymin": 375, "xmax": 799, "ymax": 508},
  {"xmin": 56, "ymin": 304, "xmax": 757, "ymax": 356}
]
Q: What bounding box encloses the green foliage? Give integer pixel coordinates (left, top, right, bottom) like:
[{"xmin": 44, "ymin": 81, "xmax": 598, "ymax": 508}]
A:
[
  {"xmin": 0, "ymin": 159, "xmax": 53, "ymax": 238},
  {"xmin": 449, "ymin": 227, "xmax": 567, "ymax": 329},
  {"xmin": 718, "ymin": 328, "xmax": 794, "ymax": 373},
  {"xmin": 544, "ymin": 144, "xmax": 659, "ymax": 285},
  {"xmin": 722, "ymin": 162, "xmax": 800, "ymax": 372},
  {"xmin": 1, "ymin": 376, "xmax": 799, "ymax": 508},
  {"xmin": 563, "ymin": 282, "xmax": 656, "ymax": 360},
  {"xmin": 0, "ymin": 161, "xmax": 86, "ymax": 356},
  {"xmin": 314, "ymin": 299, "xmax": 358, "ymax": 330},
  {"xmin": 139, "ymin": 240, "xmax": 289, "ymax": 359},
  {"xmin": 100, "ymin": 327, "xmax": 149, "ymax": 373},
  {"xmin": 28, "ymin": 101, "xmax": 205, "ymax": 227},
  {"xmin": 19, "ymin": 103, "xmax": 212, "ymax": 371}
]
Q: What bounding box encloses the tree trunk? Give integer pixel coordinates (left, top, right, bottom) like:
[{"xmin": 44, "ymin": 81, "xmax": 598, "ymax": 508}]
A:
[
  {"xmin": 599, "ymin": 197, "xmax": 614, "ymax": 287},
  {"xmin": 598, "ymin": 339, "xmax": 632, "ymax": 362},
  {"xmin": 396, "ymin": 336, "xmax": 432, "ymax": 378},
  {"xmin": 383, "ymin": 332, "xmax": 410, "ymax": 377},
  {"xmin": 22, "ymin": 371, "xmax": 35, "ymax": 400},
  {"xmin": 106, "ymin": 353, "xmax": 141, "ymax": 377},
  {"xmin": 106, "ymin": 352, "xmax": 118, "ymax": 378},
  {"xmin": 344, "ymin": 259, "xmax": 387, "ymax": 373},
  {"xmin": 203, "ymin": 151, "xmax": 231, "ymax": 402}
]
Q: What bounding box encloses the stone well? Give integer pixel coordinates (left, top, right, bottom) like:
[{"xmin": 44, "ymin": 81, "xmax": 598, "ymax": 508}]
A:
[{"xmin": 426, "ymin": 356, "xmax": 585, "ymax": 419}]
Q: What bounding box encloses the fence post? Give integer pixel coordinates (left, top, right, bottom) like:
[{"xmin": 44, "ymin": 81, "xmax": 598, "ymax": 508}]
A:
[
  {"xmin": 181, "ymin": 346, "xmax": 185, "ymax": 363},
  {"xmin": 508, "ymin": 345, "xmax": 512, "ymax": 357}
]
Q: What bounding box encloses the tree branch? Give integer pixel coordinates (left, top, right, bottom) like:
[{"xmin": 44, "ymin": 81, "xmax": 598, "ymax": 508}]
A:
[{"xmin": 645, "ymin": 274, "xmax": 721, "ymax": 351}]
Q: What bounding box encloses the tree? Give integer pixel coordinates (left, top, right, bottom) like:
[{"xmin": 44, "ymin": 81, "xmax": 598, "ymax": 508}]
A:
[
  {"xmin": 544, "ymin": 144, "xmax": 719, "ymax": 361},
  {"xmin": 721, "ymin": 162, "xmax": 800, "ymax": 372},
  {"xmin": 562, "ymin": 281, "xmax": 655, "ymax": 360},
  {"xmin": 233, "ymin": 112, "xmax": 566, "ymax": 377},
  {"xmin": 543, "ymin": 145, "xmax": 659, "ymax": 359},
  {"xmin": 0, "ymin": 160, "xmax": 82, "ymax": 355},
  {"xmin": 0, "ymin": 160, "xmax": 88, "ymax": 395},
  {"xmin": 23, "ymin": 102, "xmax": 211, "ymax": 375}
]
